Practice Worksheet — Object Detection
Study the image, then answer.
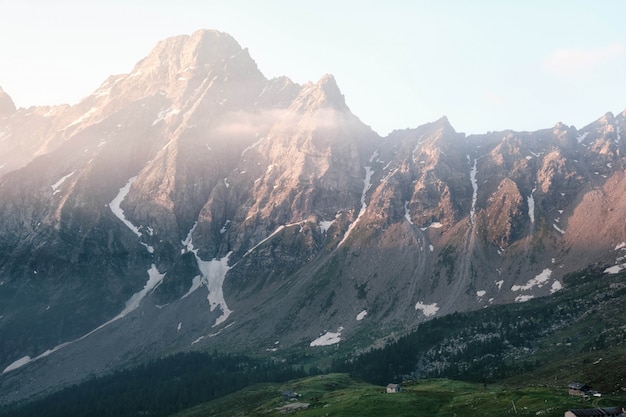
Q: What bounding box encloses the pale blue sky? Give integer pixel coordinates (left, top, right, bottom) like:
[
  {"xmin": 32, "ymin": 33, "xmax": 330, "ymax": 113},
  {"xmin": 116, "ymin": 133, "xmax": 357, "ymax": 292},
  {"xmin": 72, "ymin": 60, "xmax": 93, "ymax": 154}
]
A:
[{"xmin": 1, "ymin": 0, "xmax": 625, "ymax": 135}]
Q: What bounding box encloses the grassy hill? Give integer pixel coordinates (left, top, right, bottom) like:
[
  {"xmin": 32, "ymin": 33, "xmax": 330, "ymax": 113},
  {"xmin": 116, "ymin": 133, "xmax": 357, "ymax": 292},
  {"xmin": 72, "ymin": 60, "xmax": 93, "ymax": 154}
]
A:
[
  {"xmin": 332, "ymin": 266, "xmax": 626, "ymax": 394},
  {"xmin": 173, "ymin": 373, "xmax": 625, "ymax": 417}
]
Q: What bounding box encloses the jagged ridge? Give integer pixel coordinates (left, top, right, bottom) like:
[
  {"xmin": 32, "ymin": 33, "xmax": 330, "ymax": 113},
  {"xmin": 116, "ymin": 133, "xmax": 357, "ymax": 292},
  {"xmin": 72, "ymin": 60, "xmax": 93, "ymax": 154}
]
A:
[{"xmin": 1, "ymin": 30, "xmax": 626, "ymax": 404}]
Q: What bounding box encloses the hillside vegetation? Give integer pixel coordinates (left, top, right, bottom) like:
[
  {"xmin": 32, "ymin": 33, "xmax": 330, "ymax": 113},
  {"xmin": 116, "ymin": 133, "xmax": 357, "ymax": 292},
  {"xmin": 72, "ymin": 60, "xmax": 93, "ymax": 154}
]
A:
[
  {"xmin": 332, "ymin": 266, "xmax": 626, "ymax": 393},
  {"xmin": 3, "ymin": 267, "xmax": 625, "ymax": 417},
  {"xmin": 173, "ymin": 374, "xmax": 624, "ymax": 417}
]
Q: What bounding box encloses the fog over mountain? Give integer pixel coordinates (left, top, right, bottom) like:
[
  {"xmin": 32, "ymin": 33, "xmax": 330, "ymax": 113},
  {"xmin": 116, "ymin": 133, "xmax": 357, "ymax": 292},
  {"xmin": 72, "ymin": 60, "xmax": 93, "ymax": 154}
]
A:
[{"xmin": 1, "ymin": 29, "xmax": 626, "ymax": 403}]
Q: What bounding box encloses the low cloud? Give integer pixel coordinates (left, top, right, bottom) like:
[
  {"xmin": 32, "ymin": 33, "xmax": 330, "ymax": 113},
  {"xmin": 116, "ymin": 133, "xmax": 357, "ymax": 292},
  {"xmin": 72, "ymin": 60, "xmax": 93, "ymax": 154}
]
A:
[
  {"xmin": 210, "ymin": 109, "xmax": 287, "ymax": 138},
  {"xmin": 542, "ymin": 43, "xmax": 625, "ymax": 78},
  {"xmin": 211, "ymin": 107, "xmax": 357, "ymax": 140}
]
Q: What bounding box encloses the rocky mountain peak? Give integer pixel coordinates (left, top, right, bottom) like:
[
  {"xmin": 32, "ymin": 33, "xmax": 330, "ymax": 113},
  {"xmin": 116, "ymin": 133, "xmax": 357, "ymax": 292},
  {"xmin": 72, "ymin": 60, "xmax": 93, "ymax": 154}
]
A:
[
  {"xmin": 134, "ymin": 29, "xmax": 245, "ymax": 74},
  {"xmin": 114, "ymin": 29, "xmax": 265, "ymax": 107},
  {"xmin": 599, "ymin": 111, "xmax": 615, "ymax": 125},
  {"xmin": 289, "ymin": 74, "xmax": 348, "ymax": 113},
  {"xmin": 433, "ymin": 115, "xmax": 455, "ymax": 133},
  {"xmin": 0, "ymin": 86, "xmax": 16, "ymax": 116},
  {"xmin": 414, "ymin": 116, "xmax": 461, "ymax": 153}
]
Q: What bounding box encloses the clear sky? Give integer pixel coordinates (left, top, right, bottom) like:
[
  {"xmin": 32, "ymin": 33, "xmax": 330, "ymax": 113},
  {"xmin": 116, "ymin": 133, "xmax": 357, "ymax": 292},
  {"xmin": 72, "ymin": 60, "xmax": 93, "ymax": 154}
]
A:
[{"xmin": 1, "ymin": 0, "xmax": 625, "ymax": 136}]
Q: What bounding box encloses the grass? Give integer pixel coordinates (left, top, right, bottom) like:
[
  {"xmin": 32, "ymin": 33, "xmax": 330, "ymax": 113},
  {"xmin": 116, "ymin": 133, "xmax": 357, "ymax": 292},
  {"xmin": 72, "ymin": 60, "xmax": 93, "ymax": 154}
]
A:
[
  {"xmin": 172, "ymin": 374, "xmax": 626, "ymax": 417},
  {"xmin": 169, "ymin": 268, "xmax": 626, "ymax": 417}
]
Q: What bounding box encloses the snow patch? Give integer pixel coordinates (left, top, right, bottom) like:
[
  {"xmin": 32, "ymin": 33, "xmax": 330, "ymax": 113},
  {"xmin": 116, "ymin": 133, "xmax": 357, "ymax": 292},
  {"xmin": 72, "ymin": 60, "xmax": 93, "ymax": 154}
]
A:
[
  {"xmin": 511, "ymin": 269, "xmax": 552, "ymax": 291},
  {"xmin": 420, "ymin": 222, "xmax": 443, "ymax": 231},
  {"xmin": 476, "ymin": 290, "xmax": 486, "ymax": 297},
  {"xmin": 110, "ymin": 177, "xmax": 141, "ymax": 238},
  {"xmin": 404, "ymin": 201, "xmax": 413, "ymax": 224},
  {"xmin": 468, "ymin": 156, "xmax": 478, "ymax": 226},
  {"xmin": 515, "ymin": 294, "xmax": 534, "ymax": 303},
  {"xmin": 244, "ymin": 225, "xmax": 287, "ymax": 256},
  {"xmin": 320, "ymin": 219, "xmax": 335, "ymax": 234},
  {"xmin": 338, "ymin": 162, "xmax": 375, "ymax": 247},
  {"xmin": 576, "ymin": 132, "xmax": 589, "ymax": 143},
  {"xmin": 2, "ymin": 356, "xmax": 32, "ymax": 374},
  {"xmin": 51, "ymin": 171, "xmax": 75, "ymax": 194},
  {"xmin": 182, "ymin": 223, "xmax": 233, "ymax": 327},
  {"xmin": 615, "ymin": 242, "xmax": 626, "ymax": 251},
  {"xmin": 411, "ymin": 136, "xmax": 424, "ymax": 163},
  {"xmin": 495, "ymin": 280, "xmax": 504, "ymax": 290},
  {"xmin": 310, "ymin": 327, "xmax": 343, "ymax": 347},
  {"xmin": 429, "ymin": 245, "xmax": 434, "ymax": 252},
  {"xmin": 152, "ymin": 108, "xmax": 180, "ymax": 126},
  {"xmin": 604, "ymin": 264, "xmax": 626, "ymax": 274},
  {"xmin": 120, "ymin": 264, "xmax": 165, "ymax": 317},
  {"xmin": 241, "ymin": 136, "xmax": 265, "ymax": 156},
  {"xmin": 550, "ymin": 280, "xmax": 563, "ymax": 293},
  {"xmin": 553, "ymin": 223, "xmax": 565, "ymax": 234},
  {"xmin": 191, "ymin": 336, "xmax": 205, "ymax": 345},
  {"xmin": 415, "ymin": 302, "xmax": 439, "ymax": 317},
  {"xmin": 356, "ymin": 310, "xmax": 367, "ymax": 321},
  {"xmin": 527, "ymin": 187, "xmax": 536, "ymax": 224},
  {"xmin": 110, "ymin": 176, "xmax": 154, "ymax": 253}
]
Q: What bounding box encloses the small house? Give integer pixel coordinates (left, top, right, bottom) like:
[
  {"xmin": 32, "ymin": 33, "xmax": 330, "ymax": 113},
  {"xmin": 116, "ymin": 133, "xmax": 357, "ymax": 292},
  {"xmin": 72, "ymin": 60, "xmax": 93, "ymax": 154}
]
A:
[
  {"xmin": 386, "ymin": 383, "xmax": 402, "ymax": 393},
  {"xmin": 568, "ymin": 382, "xmax": 590, "ymax": 396},
  {"xmin": 281, "ymin": 389, "xmax": 297, "ymax": 401}
]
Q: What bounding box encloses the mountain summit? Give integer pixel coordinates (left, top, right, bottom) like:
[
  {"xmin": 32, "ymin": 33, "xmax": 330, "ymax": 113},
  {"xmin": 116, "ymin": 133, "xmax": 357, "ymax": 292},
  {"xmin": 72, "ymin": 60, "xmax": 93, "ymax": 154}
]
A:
[
  {"xmin": 288, "ymin": 74, "xmax": 349, "ymax": 112},
  {"xmin": 0, "ymin": 86, "xmax": 16, "ymax": 116},
  {"xmin": 1, "ymin": 30, "xmax": 626, "ymax": 404}
]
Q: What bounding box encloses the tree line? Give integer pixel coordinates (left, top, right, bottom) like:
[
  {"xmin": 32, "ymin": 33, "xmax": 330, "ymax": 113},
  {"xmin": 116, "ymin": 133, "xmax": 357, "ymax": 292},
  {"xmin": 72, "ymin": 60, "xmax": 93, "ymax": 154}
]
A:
[
  {"xmin": 331, "ymin": 267, "xmax": 626, "ymax": 386},
  {"xmin": 1, "ymin": 351, "xmax": 314, "ymax": 417}
]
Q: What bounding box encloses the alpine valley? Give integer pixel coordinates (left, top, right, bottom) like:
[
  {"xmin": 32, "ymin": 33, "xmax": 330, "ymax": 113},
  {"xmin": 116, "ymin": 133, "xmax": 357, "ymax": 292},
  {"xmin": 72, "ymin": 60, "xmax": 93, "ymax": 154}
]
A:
[{"xmin": 1, "ymin": 30, "xmax": 626, "ymax": 407}]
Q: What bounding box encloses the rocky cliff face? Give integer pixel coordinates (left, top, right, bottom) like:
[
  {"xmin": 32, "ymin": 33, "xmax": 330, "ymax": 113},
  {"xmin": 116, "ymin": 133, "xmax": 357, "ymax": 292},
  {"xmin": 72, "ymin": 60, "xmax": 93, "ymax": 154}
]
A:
[{"xmin": 1, "ymin": 29, "xmax": 626, "ymax": 403}]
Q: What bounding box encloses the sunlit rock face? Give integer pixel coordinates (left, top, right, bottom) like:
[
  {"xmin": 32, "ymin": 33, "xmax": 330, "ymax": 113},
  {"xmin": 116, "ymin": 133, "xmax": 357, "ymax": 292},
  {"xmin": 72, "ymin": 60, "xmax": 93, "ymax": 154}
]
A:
[
  {"xmin": 2, "ymin": 29, "xmax": 626, "ymax": 404},
  {"xmin": 0, "ymin": 87, "xmax": 16, "ymax": 116}
]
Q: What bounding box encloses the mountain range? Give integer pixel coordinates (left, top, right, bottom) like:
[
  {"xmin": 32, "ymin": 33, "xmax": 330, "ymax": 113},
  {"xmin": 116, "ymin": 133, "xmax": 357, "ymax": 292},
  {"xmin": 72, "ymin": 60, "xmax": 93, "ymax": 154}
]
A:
[{"xmin": 1, "ymin": 29, "xmax": 626, "ymax": 404}]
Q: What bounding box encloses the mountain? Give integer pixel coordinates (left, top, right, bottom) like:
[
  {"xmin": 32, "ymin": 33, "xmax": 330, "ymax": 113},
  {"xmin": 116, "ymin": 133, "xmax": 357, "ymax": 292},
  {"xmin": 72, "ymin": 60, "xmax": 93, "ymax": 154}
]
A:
[
  {"xmin": 0, "ymin": 87, "xmax": 15, "ymax": 117},
  {"xmin": 1, "ymin": 29, "xmax": 626, "ymax": 404}
]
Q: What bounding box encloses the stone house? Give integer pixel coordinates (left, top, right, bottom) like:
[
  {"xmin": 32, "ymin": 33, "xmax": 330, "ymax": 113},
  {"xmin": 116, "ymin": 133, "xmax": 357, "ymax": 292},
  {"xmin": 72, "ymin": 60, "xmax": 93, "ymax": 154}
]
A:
[
  {"xmin": 568, "ymin": 382, "xmax": 590, "ymax": 396},
  {"xmin": 386, "ymin": 383, "xmax": 402, "ymax": 393}
]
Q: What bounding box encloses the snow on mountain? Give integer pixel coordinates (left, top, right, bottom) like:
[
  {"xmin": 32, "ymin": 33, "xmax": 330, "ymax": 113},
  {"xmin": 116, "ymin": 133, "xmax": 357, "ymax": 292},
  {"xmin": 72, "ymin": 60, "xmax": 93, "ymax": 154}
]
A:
[
  {"xmin": 415, "ymin": 302, "xmax": 440, "ymax": 317},
  {"xmin": 310, "ymin": 327, "xmax": 343, "ymax": 347}
]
